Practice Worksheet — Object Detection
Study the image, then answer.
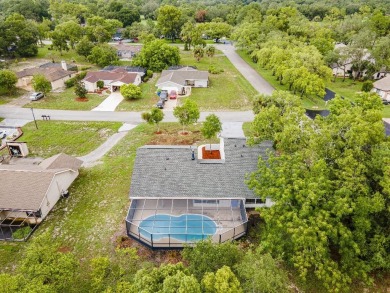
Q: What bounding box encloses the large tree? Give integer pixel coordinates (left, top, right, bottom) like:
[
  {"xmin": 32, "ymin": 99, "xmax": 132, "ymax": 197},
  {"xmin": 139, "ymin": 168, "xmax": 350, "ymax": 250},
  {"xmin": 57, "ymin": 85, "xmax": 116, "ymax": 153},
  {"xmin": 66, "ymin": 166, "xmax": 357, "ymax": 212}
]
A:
[
  {"xmin": 0, "ymin": 13, "xmax": 39, "ymax": 58},
  {"xmin": 247, "ymin": 91, "xmax": 390, "ymax": 290},
  {"xmin": 157, "ymin": 5, "xmax": 182, "ymax": 42},
  {"xmin": 132, "ymin": 39, "xmax": 180, "ymax": 72},
  {"xmin": 88, "ymin": 44, "xmax": 119, "ymax": 67}
]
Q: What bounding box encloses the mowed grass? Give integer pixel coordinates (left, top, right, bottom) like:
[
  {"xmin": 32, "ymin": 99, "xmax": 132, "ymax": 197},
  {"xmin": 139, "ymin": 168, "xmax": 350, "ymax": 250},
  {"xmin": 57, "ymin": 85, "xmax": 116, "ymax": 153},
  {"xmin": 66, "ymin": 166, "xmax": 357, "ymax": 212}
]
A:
[
  {"xmin": 180, "ymin": 49, "xmax": 258, "ymax": 110},
  {"xmin": 35, "ymin": 45, "xmax": 93, "ymax": 66},
  {"xmin": 0, "ymin": 88, "xmax": 28, "ymax": 105},
  {"xmin": 325, "ymin": 78, "xmax": 362, "ymax": 100},
  {"xmin": 21, "ymin": 120, "xmax": 121, "ymax": 157},
  {"xmin": 0, "ymin": 122, "xmax": 217, "ymax": 280},
  {"xmin": 24, "ymin": 87, "xmax": 107, "ymax": 110},
  {"xmin": 117, "ymin": 74, "xmax": 160, "ymax": 111}
]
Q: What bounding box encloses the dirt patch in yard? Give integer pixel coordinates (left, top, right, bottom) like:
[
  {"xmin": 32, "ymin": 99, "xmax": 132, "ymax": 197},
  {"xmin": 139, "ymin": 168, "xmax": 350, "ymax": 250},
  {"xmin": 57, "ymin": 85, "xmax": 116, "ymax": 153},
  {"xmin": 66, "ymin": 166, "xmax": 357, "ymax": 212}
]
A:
[{"xmin": 149, "ymin": 129, "xmax": 203, "ymax": 145}]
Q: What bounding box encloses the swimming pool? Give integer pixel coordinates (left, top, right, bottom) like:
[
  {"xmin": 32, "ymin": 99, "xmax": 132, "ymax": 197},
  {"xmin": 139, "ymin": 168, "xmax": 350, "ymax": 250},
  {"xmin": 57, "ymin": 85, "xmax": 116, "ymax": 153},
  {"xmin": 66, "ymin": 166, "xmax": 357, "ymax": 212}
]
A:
[{"xmin": 139, "ymin": 214, "xmax": 217, "ymax": 242}]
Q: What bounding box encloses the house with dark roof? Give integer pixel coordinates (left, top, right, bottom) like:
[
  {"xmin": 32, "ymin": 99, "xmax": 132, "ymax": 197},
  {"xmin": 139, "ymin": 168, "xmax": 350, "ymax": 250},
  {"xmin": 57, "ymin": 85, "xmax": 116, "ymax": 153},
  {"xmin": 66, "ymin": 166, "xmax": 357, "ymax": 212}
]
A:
[
  {"xmin": 373, "ymin": 75, "xmax": 390, "ymax": 101},
  {"xmin": 126, "ymin": 138, "xmax": 273, "ymax": 249},
  {"xmin": 156, "ymin": 67, "xmax": 209, "ymax": 95},
  {"xmin": 39, "ymin": 61, "xmax": 78, "ymax": 72},
  {"xmin": 16, "ymin": 61, "xmax": 77, "ymax": 90},
  {"xmin": 0, "ymin": 153, "xmax": 82, "ymax": 241},
  {"xmin": 110, "ymin": 44, "xmax": 142, "ymax": 60},
  {"xmin": 82, "ymin": 67, "xmax": 142, "ymax": 92}
]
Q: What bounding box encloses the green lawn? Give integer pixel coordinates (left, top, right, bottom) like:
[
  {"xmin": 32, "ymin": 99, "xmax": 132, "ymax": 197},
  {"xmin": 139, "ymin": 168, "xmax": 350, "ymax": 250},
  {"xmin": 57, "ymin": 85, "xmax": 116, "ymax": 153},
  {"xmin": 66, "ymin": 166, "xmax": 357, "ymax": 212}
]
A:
[
  {"xmin": 24, "ymin": 87, "xmax": 107, "ymax": 110},
  {"xmin": 0, "ymin": 122, "xmax": 220, "ymax": 281},
  {"xmin": 21, "ymin": 120, "xmax": 122, "ymax": 157},
  {"xmin": 325, "ymin": 78, "xmax": 362, "ymax": 100},
  {"xmin": 0, "ymin": 88, "xmax": 28, "ymax": 105},
  {"xmin": 35, "ymin": 45, "xmax": 94, "ymax": 66},
  {"xmin": 180, "ymin": 49, "xmax": 258, "ymax": 110},
  {"xmin": 116, "ymin": 74, "xmax": 160, "ymax": 111}
]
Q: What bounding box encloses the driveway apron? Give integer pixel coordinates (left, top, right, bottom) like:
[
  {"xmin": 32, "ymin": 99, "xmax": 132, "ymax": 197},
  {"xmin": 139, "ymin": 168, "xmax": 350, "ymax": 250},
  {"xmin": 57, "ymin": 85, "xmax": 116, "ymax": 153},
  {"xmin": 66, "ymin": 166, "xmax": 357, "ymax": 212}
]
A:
[{"xmin": 92, "ymin": 92, "xmax": 124, "ymax": 111}]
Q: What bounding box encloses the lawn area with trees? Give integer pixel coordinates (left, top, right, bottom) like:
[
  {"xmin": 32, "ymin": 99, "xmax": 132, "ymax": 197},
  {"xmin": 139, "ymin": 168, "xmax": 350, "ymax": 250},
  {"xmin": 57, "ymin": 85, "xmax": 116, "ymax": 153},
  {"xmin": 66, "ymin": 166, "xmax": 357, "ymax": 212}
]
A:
[{"xmin": 24, "ymin": 87, "xmax": 107, "ymax": 110}]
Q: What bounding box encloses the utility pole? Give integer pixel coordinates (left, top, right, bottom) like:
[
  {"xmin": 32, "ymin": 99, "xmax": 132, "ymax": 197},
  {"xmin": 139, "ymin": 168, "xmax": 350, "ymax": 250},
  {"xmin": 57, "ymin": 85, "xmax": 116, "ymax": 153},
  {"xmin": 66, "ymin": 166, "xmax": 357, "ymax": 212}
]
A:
[{"xmin": 30, "ymin": 108, "xmax": 38, "ymax": 129}]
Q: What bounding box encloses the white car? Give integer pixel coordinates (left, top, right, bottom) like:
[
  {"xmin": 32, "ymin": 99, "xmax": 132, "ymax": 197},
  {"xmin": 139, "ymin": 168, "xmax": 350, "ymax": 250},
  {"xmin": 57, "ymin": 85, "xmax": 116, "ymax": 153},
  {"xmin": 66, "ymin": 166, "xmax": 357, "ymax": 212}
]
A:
[{"xmin": 29, "ymin": 92, "xmax": 44, "ymax": 101}]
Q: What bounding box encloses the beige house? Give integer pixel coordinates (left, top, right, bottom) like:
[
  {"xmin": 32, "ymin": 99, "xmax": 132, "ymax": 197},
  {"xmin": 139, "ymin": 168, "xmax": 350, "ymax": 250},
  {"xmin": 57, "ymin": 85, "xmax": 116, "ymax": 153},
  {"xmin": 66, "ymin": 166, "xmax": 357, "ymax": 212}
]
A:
[
  {"xmin": 0, "ymin": 153, "xmax": 82, "ymax": 241},
  {"xmin": 82, "ymin": 68, "xmax": 142, "ymax": 92},
  {"xmin": 373, "ymin": 75, "xmax": 390, "ymax": 101},
  {"xmin": 156, "ymin": 66, "xmax": 209, "ymax": 95},
  {"xmin": 16, "ymin": 61, "xmax": 76, "ymax": 90}
]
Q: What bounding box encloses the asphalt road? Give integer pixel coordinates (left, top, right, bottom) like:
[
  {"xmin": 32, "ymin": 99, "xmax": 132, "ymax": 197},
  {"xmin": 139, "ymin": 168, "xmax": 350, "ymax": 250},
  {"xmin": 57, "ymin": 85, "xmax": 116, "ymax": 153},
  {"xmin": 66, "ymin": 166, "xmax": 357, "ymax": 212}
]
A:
[
  {"xmin": 0, "ymin": 107, "xmax": 255, "ymax": 124},
  {"xmin": 215, "ymin": 44, "xmax": 274, "ymax": 95}
]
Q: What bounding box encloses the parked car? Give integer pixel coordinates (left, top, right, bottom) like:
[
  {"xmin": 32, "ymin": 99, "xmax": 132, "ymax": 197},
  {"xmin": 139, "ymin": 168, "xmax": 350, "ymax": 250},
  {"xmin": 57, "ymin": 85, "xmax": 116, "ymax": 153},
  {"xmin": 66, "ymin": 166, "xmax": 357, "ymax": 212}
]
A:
[
  {"xmin": 169, "ymin": 90, "xmax": 177, "ymax": 99},
  {"xmin": 29, "ymin": 92, "xmax": 44, "ymax": 101},
  {"xmin": 0, "ymin": 131, "xmax": 6, "ymax": 139},
  {"xmin": 382, "ymin": 99, "xmax": 389, "ymax": 105},
  {"xmin": 156, "ymin": 100, "xmax": 164, "ymax": 109},
  {"xmin": 112, "ymin": 36, "xmax": 123, "ymax": 41},
  {"xmin": 160, "ymin": 90, "xmax": 168, "ymax": 101}
]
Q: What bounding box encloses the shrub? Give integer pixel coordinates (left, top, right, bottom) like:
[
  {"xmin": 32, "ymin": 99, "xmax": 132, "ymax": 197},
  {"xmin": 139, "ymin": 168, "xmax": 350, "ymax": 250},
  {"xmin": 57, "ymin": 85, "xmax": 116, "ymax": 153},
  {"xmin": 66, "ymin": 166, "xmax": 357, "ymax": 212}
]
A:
[
  {"xmin": 65, "ymin": 71, "xmax": 87, "ymax": 88},
  {"xmin": 208, "ymin": 65, "xmax": 224, "ymax": 74},
  {"xmin": 146, "ymin": 69, "xmax": 153, "ymax": 78},
  {"xmin": 362, "ymin": 80, "xmax": 373, "ymax": 92},
  {"xmin": 120, "ymin": 84, "xmax": 142, "ymax": 99}
]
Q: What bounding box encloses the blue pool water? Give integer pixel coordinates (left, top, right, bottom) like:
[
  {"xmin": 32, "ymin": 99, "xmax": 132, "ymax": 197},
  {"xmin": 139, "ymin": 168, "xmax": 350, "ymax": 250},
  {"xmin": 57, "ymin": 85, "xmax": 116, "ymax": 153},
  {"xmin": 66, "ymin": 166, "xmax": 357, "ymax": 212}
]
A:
[{"xmin": 139, "ymin": 214, "xmax": 217, "ymax": 242}]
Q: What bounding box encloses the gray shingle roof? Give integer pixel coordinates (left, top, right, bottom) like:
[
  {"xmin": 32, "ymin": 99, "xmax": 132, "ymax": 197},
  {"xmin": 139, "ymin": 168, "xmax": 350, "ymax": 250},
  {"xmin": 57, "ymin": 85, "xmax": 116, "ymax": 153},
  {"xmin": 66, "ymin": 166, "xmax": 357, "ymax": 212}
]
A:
[
  {"xmin": 373, "ymin": 75, "xmax": 390, "ymax": 91},
  {"xmin": 129, "ymin": 139, "xmax": 272, "ymax": 199},
  {"xmin": 0, "ymin": 153, "xmax": 82, "ymax": 211},
  {"xmin": 156, "ymin": 69, "xmax": 209, "ymax": 87}
]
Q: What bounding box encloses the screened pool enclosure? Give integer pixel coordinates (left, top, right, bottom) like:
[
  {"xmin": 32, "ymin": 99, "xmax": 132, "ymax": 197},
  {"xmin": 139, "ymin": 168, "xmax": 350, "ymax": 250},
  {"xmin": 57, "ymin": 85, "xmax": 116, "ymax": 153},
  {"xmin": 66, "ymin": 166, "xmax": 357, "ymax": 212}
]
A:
[{"xmin": 126, "ymin": 198, "xmax": 248, "ymax": 249}]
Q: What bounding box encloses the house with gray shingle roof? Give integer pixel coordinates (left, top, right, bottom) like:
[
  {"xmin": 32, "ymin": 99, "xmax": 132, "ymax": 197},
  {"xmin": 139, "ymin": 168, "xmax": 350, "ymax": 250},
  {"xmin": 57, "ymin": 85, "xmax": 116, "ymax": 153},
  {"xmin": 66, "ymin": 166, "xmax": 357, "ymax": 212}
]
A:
[
  {"xmin": 0, "ymin": 153, "xmax": 82, "ymax": 241},
  {"xmin": 156, "ymin": 67, "xmax": 209, "ymax": 95},
  {"xmin": 15, "ymin": 64, "xmax": 77, "ymax": 90},
  {"xmin": 373, "ymin": 75, "xmax": 390, "ymax": 101},
  {"xmin": 126, "ymin": 138, "xmax": 273, "ymax": 249}
]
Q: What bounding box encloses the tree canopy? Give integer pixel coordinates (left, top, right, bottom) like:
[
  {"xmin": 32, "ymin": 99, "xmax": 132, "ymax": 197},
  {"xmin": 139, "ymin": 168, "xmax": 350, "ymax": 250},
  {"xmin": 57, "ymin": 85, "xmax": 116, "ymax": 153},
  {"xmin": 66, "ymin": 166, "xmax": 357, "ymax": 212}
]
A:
[
  {"xmin": 247, "ymin": 90, "xmax": 390, "ymax": 290},
  {"xmin": 132, "ymin": 39, "xmax": 180, "ymax": 72}
]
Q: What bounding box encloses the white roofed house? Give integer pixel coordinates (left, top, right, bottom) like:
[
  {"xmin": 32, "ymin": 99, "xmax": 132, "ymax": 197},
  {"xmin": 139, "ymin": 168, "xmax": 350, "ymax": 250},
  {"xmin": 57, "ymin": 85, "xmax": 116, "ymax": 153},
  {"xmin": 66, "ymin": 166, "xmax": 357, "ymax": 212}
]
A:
[
  {"xmin": 373, "ymin": 75, "xmax": 390, "ymax": 101},
  {"xmin": 156, "ymin": 66, "xmax": 209, "ymax": 95},
  {"xmin": 0, "ymin": 153, "xmax": 82, "ymax": 241}
]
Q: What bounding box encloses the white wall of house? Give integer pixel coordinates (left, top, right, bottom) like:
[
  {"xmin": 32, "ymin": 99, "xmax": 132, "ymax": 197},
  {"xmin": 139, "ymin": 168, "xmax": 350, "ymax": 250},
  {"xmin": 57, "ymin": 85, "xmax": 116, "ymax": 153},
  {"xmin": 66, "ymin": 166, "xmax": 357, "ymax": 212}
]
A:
[
  {"xmin": 51, "ymin": 74, "xmax": 74, "ymax": 90},
  {"xmin": 39, "ymin": 170, "xmax": 79, "ymax": 219},
  {"xmin": 194, "ymin": 79, "xmax": 208, "ymax": 87},
  {"xmin": 133, "ymin": 74, "xmax": 141, "ymax": 86},
  {"xmin": 373, "ymin": 88, "xmax": 390, "ymax": 100},
  {"xmin": 157, "ymin": 81, "xmax": 182, "ymax": 93},
  {"xmin": 84, "ymin": 80, "xmax": 97, "ymax": 92}
]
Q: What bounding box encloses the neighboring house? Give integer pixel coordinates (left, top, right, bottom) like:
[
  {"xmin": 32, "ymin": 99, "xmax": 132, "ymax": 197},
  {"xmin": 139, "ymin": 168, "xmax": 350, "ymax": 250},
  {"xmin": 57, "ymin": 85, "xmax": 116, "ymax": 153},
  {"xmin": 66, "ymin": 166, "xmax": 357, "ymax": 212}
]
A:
[
  {"xmin": 110, "ymin": 44, "xmax": 142, "ymax": 60},
  {"xmin": 0, "ymin": 153, "xmax": 82, "ymax": 241},
  {"xmin": 156, "ymin": 66, "xmax": 209, "ymax": 95},
  {"xmin": 39, "ymin": 60, "xmax": 78, "ymax": 72},
  {"xmin": 16, "ymin": 61, "xmax": 77, "ymax": 90},
  {"xmin": 82, "ymin": 67, "xmax": 142, "ymax": 92},
  {"xmin": 331, "ymin": 43, "xmax": 387, "ymax": 80},
  {"xmin": 102, "ymin": 66, "xmax": 146, "ymax": 79},
  {"xmin": 126, "ymin": 138, "xmax": 274, "ymax": 249},
  {"xmin": 373, "ymin": 75, "xmax": 390, "ymax": 101}
]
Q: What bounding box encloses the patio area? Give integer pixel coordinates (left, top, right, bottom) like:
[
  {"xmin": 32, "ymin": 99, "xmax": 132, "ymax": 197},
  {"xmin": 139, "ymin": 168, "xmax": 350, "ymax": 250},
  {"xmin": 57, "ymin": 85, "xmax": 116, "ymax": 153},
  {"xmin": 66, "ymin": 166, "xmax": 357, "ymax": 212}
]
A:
[{"xmin": 126, "ymin": 198, "xmax": 247, "ymax": 249}]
